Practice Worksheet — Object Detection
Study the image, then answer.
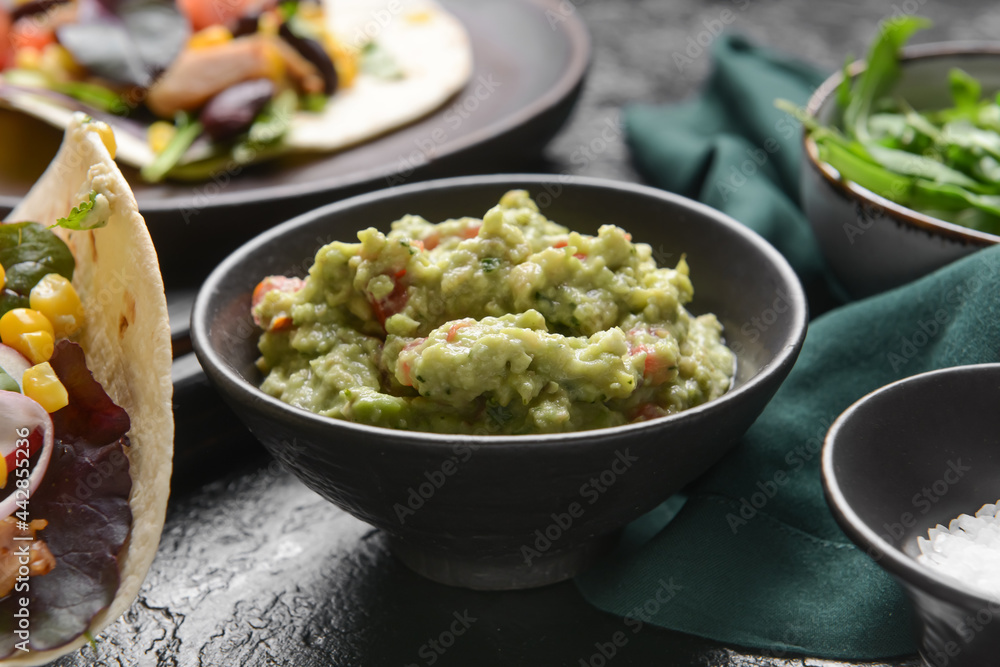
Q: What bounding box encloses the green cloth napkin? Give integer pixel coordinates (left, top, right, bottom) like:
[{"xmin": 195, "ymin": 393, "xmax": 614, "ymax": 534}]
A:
[{"xmin": 575, "ymin": 34, "xmax": 1000, "ymax": 659}]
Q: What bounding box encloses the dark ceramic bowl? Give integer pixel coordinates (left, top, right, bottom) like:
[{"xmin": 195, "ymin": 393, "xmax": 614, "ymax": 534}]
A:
[
  {"xmin": 823, "ymin": 364, "xmax": 1000, "ymax": 666},
  {"xmin": 801, "ymin": 43, "xmax": 1000, "ymax": 299},
  {"xmin": 191, "ymin": 174, "xmax": 807, "ymax": 590}
]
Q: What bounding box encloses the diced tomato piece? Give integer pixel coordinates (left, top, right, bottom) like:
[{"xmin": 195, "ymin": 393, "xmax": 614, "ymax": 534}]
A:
[
  {"xmin": 3, "ymin": 426, "xmax": 43, "ymax": 475},
  {"xmin": 624, "ymin": 233, "xmax": 632, "ymax": 241},
  {"xmin": 269, "ymin": 315, "xmax": 293, "ymax": 332},
  {"xmin": 252, "ymin": 276, "xmax": 304, "ymax": 310},
  {"xmin": 178, "ymin": 0, "xmax": 263, "ymax": 31},
  {"xmin": 630, "ymin": 402, "xmax": 662, "ymax": 422},
  {"xmin": 397, "ymin": 337, "xmax": 425, "ymax": 386},
  {"xmin": 0, "ymin": 11, "xmax": 11, "ymax": 70},
  {"xmin": 10, "ymin": 19, "xmax": 55, "ymax": 52},
  {"xmin": 371, "ymin": 275, "xmax": 409, "ymax": 327},
  {"xmin": 573, "ymin": 253, "xmax": 586, "ymax": 260},
  {"xmin": 395, "ymin": 268, "xmax": 407, "ymax": 278},
  {"xmin": 411, "ymin": 240, "xmax": 425, "ymax": 252},
  {"xmin": 423, "ymin": 234, "xmax": 440, "ymax": 250},
  {"xmin": 553, "ymin": 239, "xmax": 569, "ymax": 249},
  {"xmin": 446, "ymin": 320, "xmax": 472, "ymax": 342},
  {"xmin": 461, "ymin": 224, "xmax": 481, "ymax": 239}
]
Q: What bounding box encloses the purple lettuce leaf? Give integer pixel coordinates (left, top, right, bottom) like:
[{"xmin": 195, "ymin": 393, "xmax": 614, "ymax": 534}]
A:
[{"xmin": 0, "ymin": 341, "xmax": 133, "ymax": 657}]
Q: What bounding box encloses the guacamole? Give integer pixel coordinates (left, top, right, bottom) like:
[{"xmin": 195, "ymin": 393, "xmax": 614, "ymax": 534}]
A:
[{"xmin": 253, "ymin": 190, "xmax": 735, "ymax": 434}]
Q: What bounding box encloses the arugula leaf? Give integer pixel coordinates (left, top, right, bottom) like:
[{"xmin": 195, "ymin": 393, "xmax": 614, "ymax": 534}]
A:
[
  {"xmin": 0, "ymin": 222, "xmax": 74, "ymax": 317},
  {"xmin": 949, "ymin": 67, "xmax": 982, "ymax": 116},
  {"xmin": 844, "ymin": 16, "xmax": 931, "ymax": 144},
  {"xmin": 361, "ymin": 41, "xmax": 405, "ymax": 80},
  {"xmin": 140, "ymin": 114, "xmax": 203, "ymax": 183}
]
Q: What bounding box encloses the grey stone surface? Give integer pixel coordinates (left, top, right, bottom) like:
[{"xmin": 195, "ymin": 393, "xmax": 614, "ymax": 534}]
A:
[{"xmin": 51, "ymin": 0, "xmax": 997, "ymax": 664}]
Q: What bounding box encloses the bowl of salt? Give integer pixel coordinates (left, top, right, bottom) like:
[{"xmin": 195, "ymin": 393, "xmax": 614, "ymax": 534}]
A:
[{"xmin": 822, "ymin": 363, "xmax": 1000, "ymax": 667}]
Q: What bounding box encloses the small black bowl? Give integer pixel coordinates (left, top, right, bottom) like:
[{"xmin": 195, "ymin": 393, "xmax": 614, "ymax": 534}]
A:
[
  {"xmin": 823, "ymin": 364, "xmax": 1000, "ymax": 666},
  {"xmin": 191, "ymin": 174, "xmax": 807, "ymax": 589}
]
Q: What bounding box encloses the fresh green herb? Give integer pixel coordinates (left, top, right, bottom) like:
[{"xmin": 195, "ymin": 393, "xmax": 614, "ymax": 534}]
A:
[
  {"xmin": 278, "ymin": 0, "xmax": 299, "ymax": 20},
  {"xmin": 0, "ymin": 368, "xmax": 20, "ymax": 393},
  {"xmin": 54, "ymin": 190, "xmax": 109, "ymax": 230},
  {"xmin": 301, "ymin": 92, "xmax": 328, "ymax": 113},
  {"xmin": 415, "ymin": 375, "xmax": 425, "ymax": 383},
  {"xmin": 780, "ymin": 16, "xmax": 1000, "ymax": 235},
  {"xmin": 481, "ymin": 257, "xmax": 501, "ymax": 272},
  {"xmin": 141, "ymin": 114, "xmax": 203, "ymax": 183},
  {"xmin": 164, "ymin": 92, "xmax": 297, "ymax": 181},
  {"xmin": 361, "ymin": 41, "xmax": 405, "ymax": 80},
  {"xmin": 53, "ymin": 81, "xmax": 127, "ymax": 114}
]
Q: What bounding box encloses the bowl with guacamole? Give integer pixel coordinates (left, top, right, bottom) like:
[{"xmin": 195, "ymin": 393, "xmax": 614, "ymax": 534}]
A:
[{"xmin": 192, "ymin": 174, "xmax": 807, "ymax": 589}]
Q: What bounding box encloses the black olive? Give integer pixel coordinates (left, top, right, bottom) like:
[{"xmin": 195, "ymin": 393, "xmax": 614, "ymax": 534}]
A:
[
  {"xmin": 11, "ymin": 0, "xmax": 69, "ymax": 22},
  {"xmin": 278, "ymin": 22, "xmax": 338, "ymax": 96},
  {"xmin": 199, "ymin": 78, "xmax": 275, "ymax": 143},
  {"xmin": 231, "ymin": 14, "xmax": 259, "ymax": 38}
]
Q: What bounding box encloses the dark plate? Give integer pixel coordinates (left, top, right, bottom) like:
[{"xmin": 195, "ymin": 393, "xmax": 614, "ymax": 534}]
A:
[{"xmin": 0, "ymin": 0, "xmax": 589, "ymax": 284}]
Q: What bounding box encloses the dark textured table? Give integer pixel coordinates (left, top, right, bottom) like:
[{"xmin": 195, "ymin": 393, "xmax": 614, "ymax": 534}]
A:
[{"xmin": 53, "ymin": 1, "xmax": 998, "ymax": 665}]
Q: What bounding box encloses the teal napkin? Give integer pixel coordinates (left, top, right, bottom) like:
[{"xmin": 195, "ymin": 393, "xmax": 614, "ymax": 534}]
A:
[{"xmin": 575, "ymin": 34, "xmax": 1000, "ymax": 659}]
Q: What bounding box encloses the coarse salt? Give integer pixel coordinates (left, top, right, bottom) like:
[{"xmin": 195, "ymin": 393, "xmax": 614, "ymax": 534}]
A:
[{"xmin": 916, "ymin": 502, "xmax": 1000, "ymax": 601}]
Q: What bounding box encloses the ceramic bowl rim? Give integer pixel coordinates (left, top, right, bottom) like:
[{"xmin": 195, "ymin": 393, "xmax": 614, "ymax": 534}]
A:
[
  {"xmin": 191, "ymin": 173, "xmax": 808, "ymax": 449},
  {"xmin": 822, "ymin": 362, "xmax": 1000, "ymax": 610},
  {"xmin": 803, "ymin": 41, "xmax": 1000, "ymax": 247}
]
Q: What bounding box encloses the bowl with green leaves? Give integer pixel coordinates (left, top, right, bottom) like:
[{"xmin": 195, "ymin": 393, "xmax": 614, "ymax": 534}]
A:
[{"xmin": 791, "ymin": 17, "xmax": 1000, "ymax": 299}]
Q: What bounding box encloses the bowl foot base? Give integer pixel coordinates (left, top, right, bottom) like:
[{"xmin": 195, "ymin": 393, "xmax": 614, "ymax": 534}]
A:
[{"xmin": 389, "ymin": 532, "xmax": 621, "ymax": 590}]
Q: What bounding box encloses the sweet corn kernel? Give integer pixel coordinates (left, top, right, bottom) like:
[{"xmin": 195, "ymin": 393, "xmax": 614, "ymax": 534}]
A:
[
  {"xmin": 14, "ymin": 46, "xmax": 42, "ymax": 71},
  {"xmin": 0, "ymin": 263, "xmax": 5, "ymax": 291},
  {"xmin": 91, "ymin": 120, "xmax": 117, "ymax": 159},
  {"xmin": 327, "ymin": 38, "xmax": 359, "ymax": 89},
  {"xmin": 19, "ymin": 331, "xmax": 54, "ymax": 365},
  {"xmin": 188, "ymin": 25, "xmax": 233, "ymax": 50},
  {"xmin": 259, "ymin": 11, "xmax": 281, "ymax": 36},
  {"xmin": 39, "ymin": 43, "xmax": 81, "ymax": 81},
  {"xmin": 147, "ymin": 121, "xmax": 176, "ymax": 155},
  {"xmin": 261, "ymin": 37, "xmax": 286, "ymax": 82},
  {"xmin": 406, "ymin": 10, "xmax": 435, "ymax": 23},
  {"xmin": 0, "ymin": 308, "xmax": 54, "ymax": 364},
  {"xmin": 30, "ymin": 274, "xmax": 84, "ymax": 338},
  {"xmin": 23, "ymin": 362, "xmax": 68, "ymax": 413}
]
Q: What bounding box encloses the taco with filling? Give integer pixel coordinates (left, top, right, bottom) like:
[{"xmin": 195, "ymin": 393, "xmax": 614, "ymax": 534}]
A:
[
  {"xmin": 0, "ymin": 112, "xmax": 172, "ymax": 663},
  {"xmin": 0, "ymin": 0, "xmax": 472, "ymax": 182}
]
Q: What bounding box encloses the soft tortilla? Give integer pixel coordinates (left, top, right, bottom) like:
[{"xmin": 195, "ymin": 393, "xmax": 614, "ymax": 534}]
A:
[
  {"xmin": 2, "ymin": 113, "xmax": 173, "ymax": 665},
  {"xmin": 0, "ymin": 0, "xmax": 472, "ymax": 172}
]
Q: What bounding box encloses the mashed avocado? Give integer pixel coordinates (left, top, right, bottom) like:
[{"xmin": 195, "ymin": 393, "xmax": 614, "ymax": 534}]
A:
[{"xmin": 253, "ymin": 190, "xmax": 735, "ymax": 434}]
